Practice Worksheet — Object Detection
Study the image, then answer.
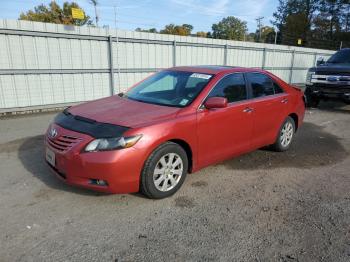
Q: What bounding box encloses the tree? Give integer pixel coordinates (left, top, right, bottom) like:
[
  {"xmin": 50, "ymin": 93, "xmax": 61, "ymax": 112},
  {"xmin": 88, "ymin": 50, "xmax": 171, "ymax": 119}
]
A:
[
  {"xmin": 272, "ymin": 0, "xmax": 319, "ymax": 46},
  {"xmin": 196, "ymin": 31, "xmax": 208, "ymax": 37},
  {"xmin": 211, "ymin": 16, "xmax": 248, "ymax": 40},
  {"xmin": 135, "ymin": 28, "xmax": 158, "ymax": 33},
  {"xmin": 19, "ymin": 1, "xmax": 93, "ymax": 26},
  {"xmin": 246, "ymin": 33, "xmax": 256, "ymax": 42},
  {"xmin": 271, "ymin": 0, "xmax": 350, "ymax": 49},
  {"xmin": 254, "ymin": 26, "xmax": 276, "ymax": 43},
  {"xmin": 318, "ymin": 0, "xmax": 344, "ymax": 39},
  {"xmin": 283, "ymin": 12, "xmax": 309, "ymax": 45},
  {"xmin": 160, "ymin": 24, "xmax": 193, "ymax": 36},
  {"xmin": 341, "ymin": 3, "xmax": 350, "ymax": 32}
]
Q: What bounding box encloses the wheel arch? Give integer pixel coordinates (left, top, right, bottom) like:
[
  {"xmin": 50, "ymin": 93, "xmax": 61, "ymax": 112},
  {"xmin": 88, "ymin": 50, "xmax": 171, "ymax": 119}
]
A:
[
  {"xmin": 168, "ymin": 139, "xmax": 193, "ymax": 173},
  {"xmin": 288, "ymin": 113, "xmax": 299, "ymax": 131}
]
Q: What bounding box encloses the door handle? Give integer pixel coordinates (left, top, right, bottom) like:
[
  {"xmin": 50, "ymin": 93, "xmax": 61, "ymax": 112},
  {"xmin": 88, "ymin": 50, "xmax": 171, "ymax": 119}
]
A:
[
  {"xmin": 281, "ymin": 98, "xmax": 288, "ymax": 104},
  {"xmin": 243, "ymin": 107, "xmax": 254, "ymax": 113}
]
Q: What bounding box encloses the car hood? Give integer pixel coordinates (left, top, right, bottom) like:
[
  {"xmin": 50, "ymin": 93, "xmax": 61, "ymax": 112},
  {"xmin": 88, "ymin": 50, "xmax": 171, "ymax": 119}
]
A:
[
  {"xmin": 68, "ymin": 96, "xmax": 181, "ymax": 128},
  {"xmin": 311, "ymin": 63, "xmax": 350, "ymax": 74}
]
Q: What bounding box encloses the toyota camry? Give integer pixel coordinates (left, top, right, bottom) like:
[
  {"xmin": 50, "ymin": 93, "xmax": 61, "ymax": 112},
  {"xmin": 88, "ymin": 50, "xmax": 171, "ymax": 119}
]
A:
[{"xmin": 45, "ymin": 66, "xmax": 305, "ymax": 199}]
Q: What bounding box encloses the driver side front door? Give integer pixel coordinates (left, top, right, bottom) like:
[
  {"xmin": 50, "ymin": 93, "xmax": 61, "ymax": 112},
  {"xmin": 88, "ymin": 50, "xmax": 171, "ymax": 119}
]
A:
[{"xmin": 196, "ymin": 73, "xmax": 254, "ymax": 168}]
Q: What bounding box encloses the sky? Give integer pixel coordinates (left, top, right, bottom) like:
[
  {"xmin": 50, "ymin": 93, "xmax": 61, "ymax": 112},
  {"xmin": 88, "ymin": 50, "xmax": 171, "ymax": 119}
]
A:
[{"xmin": 0, "ymin": 0, "xmax": 278, "ymax": 33}]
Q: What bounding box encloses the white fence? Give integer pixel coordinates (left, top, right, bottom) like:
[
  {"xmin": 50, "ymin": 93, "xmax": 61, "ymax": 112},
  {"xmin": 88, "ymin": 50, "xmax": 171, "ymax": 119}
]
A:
[{"xmin": 0, "ymin": 19, "xmax": 335, "ymax": 112}]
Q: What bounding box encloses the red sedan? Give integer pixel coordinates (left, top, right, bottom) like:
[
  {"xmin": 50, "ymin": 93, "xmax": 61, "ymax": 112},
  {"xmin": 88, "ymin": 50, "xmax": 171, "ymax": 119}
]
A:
[{"xmin": 45, "ymin": 66, "xmax": 305, "ymax": 199}]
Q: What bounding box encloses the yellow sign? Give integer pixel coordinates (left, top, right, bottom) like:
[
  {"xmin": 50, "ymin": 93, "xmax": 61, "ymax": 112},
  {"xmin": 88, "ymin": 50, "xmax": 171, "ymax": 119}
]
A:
[
  {"xmin": 297, "ymin": 39, "xmax": 302, "ymax": 45},
  {"xmin": 71, "ymin": 8, "xmax": 85, "ymax": 20}
]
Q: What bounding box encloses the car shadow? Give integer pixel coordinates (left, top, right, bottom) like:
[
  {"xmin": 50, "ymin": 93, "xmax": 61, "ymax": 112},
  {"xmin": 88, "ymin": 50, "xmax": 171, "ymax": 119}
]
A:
[
  {"xmin": 314, "ymin": 100, "xmax": 350, "ymax": 114},
  {"xmin": 17, "ymin": 135, "xmax": 107, "ymax": 196},
  {"xmin": 223, "ymin": 122, "xmax": 348, "ymax": 170},
  {"xmin": 16, "ymin": 122, "xmax": 348, "ymax": 194}
]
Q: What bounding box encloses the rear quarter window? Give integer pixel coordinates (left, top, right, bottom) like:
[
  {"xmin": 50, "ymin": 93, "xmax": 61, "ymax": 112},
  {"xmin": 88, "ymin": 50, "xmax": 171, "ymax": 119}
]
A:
[{"xmin": 247, "ymin": 72, "xmax": 284, "ymax": 98}]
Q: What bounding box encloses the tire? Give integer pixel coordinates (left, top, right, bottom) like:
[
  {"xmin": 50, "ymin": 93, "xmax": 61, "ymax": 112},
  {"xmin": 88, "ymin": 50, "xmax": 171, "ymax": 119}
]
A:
[
  {"xmin": 304, "ymin": 86, "xmax": 320, "ymax": 108},
  {"xmin": 307, "ymin": 97, "xmax": 320, "ymax": 108},
  {"xmin": 343, "ymin": 99, "xmax": 350, "ymax": 105},
  {"xmin": 272, "ymin": 117, "xmax": 296, "ymax": 152},
  {"xmin": 140, "ymin": 142, "xmax": 188, "ymax": 199}
]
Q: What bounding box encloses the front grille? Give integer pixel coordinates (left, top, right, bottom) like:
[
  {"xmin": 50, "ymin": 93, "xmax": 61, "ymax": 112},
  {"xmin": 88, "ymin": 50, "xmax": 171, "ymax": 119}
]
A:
[
  {"xmin": 314, "ymin": 83, "xmax": 350, "ymax": 91},
  {"xmin": 47, "ymin": 135, "xmax": 81, "ymax": 152},
  {"xmin": 316, "ymin": 71, "xmax": 350, "ymax": 76}
]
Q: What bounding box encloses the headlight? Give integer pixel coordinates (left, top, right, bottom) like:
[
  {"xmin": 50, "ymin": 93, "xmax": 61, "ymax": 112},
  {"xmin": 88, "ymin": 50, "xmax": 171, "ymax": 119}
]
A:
[
  {"xmin": 84, "ymin": 135, "xmax": 142, "ymax": 152},
  {"xmin": 306, "ymin": 70, "xmax": 315, "ymax": 85}
]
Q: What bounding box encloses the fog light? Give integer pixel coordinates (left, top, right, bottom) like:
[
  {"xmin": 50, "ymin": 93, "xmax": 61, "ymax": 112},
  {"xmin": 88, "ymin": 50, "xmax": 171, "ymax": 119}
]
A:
[{"xmin": 90, "ymin": 179, "xmax": 108, "ymax": 186}]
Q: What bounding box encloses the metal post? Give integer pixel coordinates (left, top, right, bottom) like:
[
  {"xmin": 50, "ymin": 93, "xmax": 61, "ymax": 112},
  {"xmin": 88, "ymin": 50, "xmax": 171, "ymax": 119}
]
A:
[
  {"xmin": 313, "ymin": 52, "xmax": 317, "ymax": 67},
  {"xmin": 224, "ymin": 44, "xmax": 228, "ymax": 65},
  {"xmin": 108, "ymin": 35, "xmax": 115, "ymax": 95},
  {"xmin": 262, "ymin": 48, "xmax": 266, "ymax": 69},
  {"xmin": 274, "ymin": 30, "xmax": 278, "ymax": 45},
  {"xmin": 173, "ymin": 40, "xmax": 176, "ymax": 67},
  {"xmin": 289, "ymin": 50, "xmax": 295, "ymax": 84}
]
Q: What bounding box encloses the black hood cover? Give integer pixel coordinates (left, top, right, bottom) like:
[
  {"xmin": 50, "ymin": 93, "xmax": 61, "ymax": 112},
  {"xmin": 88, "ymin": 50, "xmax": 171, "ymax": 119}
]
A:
[{"xmin": 54, "ymin": 109, "xmax": 130, "ymax": 138}]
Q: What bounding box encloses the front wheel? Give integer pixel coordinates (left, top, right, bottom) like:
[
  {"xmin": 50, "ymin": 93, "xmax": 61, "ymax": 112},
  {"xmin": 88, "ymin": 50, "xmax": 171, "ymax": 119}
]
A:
[
  {"xmin": 304, "ymin": 86, "xmax": 320, "ymax": 108},
  {"xmin": 272, "ymin": 117, "xmax": 296, "ymax": 152},
  {"xmin": 343, "ymin": 99, "xmax": 350, "ymax": 105},
  {"xmin": 140, "ymin": 142, "xmax": 188, "ymax": 199}
]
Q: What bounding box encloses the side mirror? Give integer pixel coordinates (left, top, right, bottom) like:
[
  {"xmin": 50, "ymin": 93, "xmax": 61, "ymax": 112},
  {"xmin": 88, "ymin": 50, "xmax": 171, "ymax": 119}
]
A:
[
  {"xmin": 204, "ymin": 97, "xmax": 228, "ymax": 109},
  {"xmin": 316, "ymin": 57, "xmax": 325, "ymax": 66}
]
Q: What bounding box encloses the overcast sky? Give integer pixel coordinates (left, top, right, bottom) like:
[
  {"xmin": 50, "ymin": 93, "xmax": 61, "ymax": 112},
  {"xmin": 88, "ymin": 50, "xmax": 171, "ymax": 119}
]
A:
[{"xmin": 1, "ymin": 0, "xmax": 278, "ymax": 32}]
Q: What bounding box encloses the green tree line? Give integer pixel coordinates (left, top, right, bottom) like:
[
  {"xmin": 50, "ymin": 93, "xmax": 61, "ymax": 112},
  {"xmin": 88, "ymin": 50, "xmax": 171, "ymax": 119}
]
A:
[
  {"xmin": 273, "ymin": 0, "xmax": 350, "ymax": 49},
  {"xmin": 18, "ymin": 1, "xmax": 350, "ymax": 49}
]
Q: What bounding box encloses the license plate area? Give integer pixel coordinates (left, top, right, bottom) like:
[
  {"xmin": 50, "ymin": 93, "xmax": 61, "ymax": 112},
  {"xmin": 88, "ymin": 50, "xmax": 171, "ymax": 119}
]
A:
[{"xmin": 46, "ymin": 147, "xmax": 56, "ymax": 167}]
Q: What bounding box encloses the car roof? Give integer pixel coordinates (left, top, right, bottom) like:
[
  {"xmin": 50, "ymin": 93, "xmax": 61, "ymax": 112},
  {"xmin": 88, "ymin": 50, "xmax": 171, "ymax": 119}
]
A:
[{"xmin": 169, "ymin": 65, "xmax": 260, "ymax": 74}]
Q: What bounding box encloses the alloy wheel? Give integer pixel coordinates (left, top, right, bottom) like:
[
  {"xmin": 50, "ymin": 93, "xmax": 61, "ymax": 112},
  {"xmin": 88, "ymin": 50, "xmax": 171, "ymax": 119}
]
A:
[
  {"xmin": 280, "ymin": 121, "xmax": 294, "ymax": 148},
  {"xmin": 153, "ymin": 153, "xmax": 183, "ymax": 192}
]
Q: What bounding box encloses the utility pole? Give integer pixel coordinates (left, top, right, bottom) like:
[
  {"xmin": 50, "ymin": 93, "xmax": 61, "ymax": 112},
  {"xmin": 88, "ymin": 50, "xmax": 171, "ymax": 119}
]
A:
[
  {"xmin": 114, "ymin": 5, "xmax": 117, "ymax": 29},
  {"xmin": 113, "ymin": 5, "xmax": 121, "ymax": 94},
  {"xmin": 89, "ymin": 0, "xmax": 99, "ymax": 27},
  {"xmin": 256, "ymin": 16, "xmax": 264, "ymax": 42},
  {"xmin": 274, "ymin": 29, "xmax": 278, "ymax": 45}
]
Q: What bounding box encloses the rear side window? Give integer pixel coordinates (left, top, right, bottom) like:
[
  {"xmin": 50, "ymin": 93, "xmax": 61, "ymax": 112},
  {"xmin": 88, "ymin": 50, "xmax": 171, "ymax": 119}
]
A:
[
  {"xmin": 207, "ymin": 73, "xmax": 247, "ymax": 103},
  {"xmin": 247, "ymin": 73, "xmax": 284, "ymax": 98}
]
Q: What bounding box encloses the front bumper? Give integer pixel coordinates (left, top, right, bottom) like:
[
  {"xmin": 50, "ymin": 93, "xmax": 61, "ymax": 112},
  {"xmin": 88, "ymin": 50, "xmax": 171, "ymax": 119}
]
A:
[
  {"xmin": 306, "ymin": 84, "xmax": 350, "ymax": 101},
  {"xmin": 45, "ymin": 124, "xmax": 144, "ymax": 194}
]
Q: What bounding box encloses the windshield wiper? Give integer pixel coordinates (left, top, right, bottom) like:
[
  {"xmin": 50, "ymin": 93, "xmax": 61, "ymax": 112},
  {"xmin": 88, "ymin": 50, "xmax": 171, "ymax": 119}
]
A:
[{"xmin": 126, "ymin": 96, "xmax": 181, "ymax": 108}]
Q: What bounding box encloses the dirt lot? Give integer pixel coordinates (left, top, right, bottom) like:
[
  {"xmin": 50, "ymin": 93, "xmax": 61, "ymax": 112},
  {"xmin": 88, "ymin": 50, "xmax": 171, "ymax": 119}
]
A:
[{"xmin": 0, "ymin": 101, "xmax": 350, "ymax": 262}]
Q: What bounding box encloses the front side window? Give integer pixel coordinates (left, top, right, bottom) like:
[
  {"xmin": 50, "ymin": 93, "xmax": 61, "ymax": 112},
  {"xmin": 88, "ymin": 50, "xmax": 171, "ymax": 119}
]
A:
[
  {"xmin": 247, "ymin": 73, "xmax": 283, "ymax": 98},
  {"xmin": 207, "ymin": 73, "xmax": 247, "ymax": 103},
  {"xmin": 125, "ymin": 71, "xmax": 213, "ymax": 107}
]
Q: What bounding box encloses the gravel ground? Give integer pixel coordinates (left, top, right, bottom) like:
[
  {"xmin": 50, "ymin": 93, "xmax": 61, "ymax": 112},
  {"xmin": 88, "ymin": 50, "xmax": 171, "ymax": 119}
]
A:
[{"xmin": 0, "ymin": 101, "xmax": 349, "ymax": 262}]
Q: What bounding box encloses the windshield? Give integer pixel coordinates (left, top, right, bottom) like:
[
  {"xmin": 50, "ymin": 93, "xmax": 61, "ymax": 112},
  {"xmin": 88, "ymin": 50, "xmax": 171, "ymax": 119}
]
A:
[
  {"xmin": 124, "ymin": 70, "xmax": 213, "ymax": 107},
  {"xmin": 327, "ymin": 49, "xmax": 350, "ymax": 64}
]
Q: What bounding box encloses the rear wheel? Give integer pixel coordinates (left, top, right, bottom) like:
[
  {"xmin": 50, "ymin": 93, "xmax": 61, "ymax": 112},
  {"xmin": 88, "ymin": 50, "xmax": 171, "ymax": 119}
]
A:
[
  {"xmin": 272, "ymin": 117, "xmax": 295, "ymax": 152},
  {"xmin": 140, "ymin": 142, "xmax": 188, "ymax": 199}
]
